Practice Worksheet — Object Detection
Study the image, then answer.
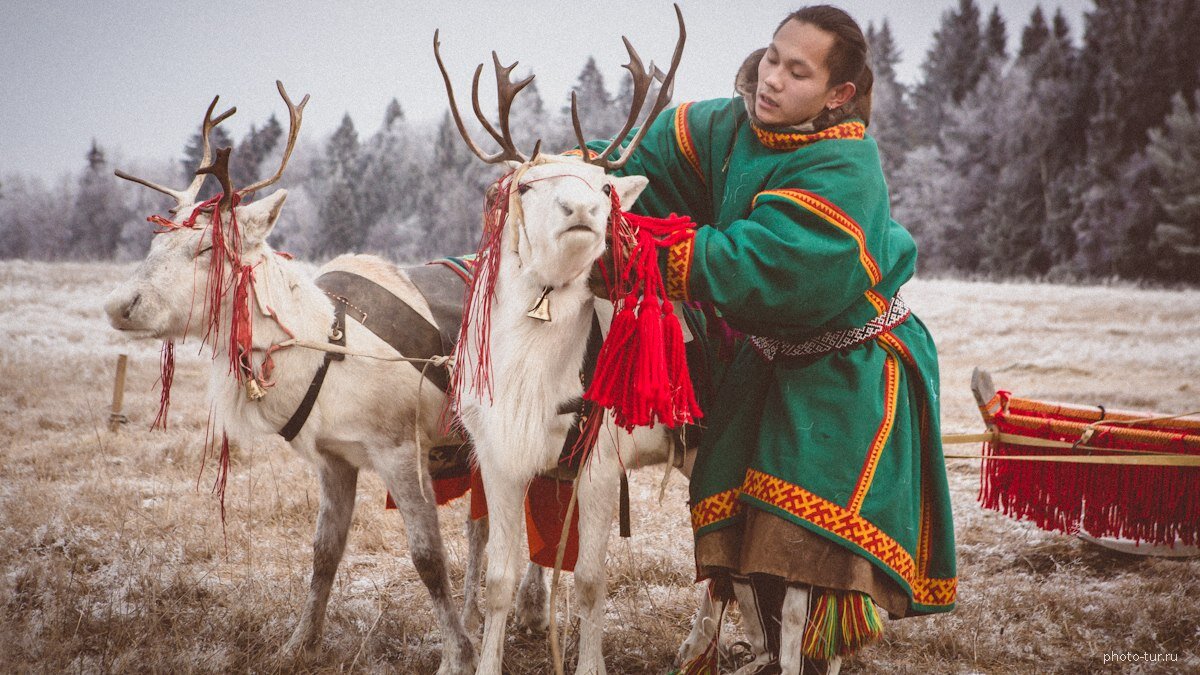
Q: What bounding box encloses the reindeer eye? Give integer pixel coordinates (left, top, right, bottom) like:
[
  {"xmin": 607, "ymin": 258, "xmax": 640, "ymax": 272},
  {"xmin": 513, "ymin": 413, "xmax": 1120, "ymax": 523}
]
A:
[
  {"xmin": 517, "ymin": 183, "xmax": 532, "ymax": 195},
  {"xmin": 602, "ymin": 184, "xmax": 612, "ymax": 196},
  {"xmin": 195, "ymin": 245, "xmax": 213, "ymax": 257}
]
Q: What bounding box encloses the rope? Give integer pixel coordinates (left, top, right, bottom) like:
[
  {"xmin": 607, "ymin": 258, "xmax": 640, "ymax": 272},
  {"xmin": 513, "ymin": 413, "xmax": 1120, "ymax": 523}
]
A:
[
  {"xmin": 941, "ymin": 430, "xmax": 1200, "ymax": 466},
  {"xmin": 548, "ymin": 471, "xmax": 582, "ymax": 675},
  {"xmin": 275, "ymin": 337, "xmax": 454, "ymax": 367}
]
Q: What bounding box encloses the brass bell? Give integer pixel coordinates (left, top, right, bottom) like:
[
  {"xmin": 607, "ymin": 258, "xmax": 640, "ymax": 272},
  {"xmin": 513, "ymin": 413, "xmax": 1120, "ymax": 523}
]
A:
[
  {"xmin": 244, "ymin": 377, "xmax": 267, "ymax": 401},
  {"xmin": 526, "ymin": 286, "xmax": 552, "ymax": 322}
]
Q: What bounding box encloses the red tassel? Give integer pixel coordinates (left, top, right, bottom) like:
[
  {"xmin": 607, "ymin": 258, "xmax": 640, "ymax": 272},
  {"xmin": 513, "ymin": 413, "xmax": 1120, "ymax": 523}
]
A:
[
  {"xmin": 584, "ymin": 296, "xmax": 638, "ymax": 408},
  {"xmin": 229, "ymin": 264, "xmax": 256, "ymax": 382},
  {"xmin": 584, "ymin": 205, "xmax": 703, "ymax": 432},
  {"xmin": 152, "ymin": 340, "xmax": 175, "ymax": 430}
]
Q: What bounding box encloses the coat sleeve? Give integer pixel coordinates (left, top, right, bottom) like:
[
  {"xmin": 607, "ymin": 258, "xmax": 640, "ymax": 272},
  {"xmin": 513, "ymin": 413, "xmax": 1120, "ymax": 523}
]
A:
[
  {"xmin": 583, "ymin": 101, "xmax": 716, "ymax": 227},
  {"xmin": 663, "ymin": 143, "xmax": 895, "ymax": 334}
]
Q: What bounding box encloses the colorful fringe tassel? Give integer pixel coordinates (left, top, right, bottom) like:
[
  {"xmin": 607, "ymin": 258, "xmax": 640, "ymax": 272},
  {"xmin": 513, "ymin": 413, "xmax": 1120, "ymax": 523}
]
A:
[{"xmin": 801, "ymin": 590, "xmax": 883, "ymax": 660}]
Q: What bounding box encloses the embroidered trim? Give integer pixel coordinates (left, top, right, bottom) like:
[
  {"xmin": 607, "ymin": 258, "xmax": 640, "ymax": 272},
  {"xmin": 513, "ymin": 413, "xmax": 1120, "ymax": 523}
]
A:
[
  {"xmin": 665, "ymin": 236, "xmax": 695, "ymax": 301},
  {"xmin": 750, "ymin": 296, "xmax": 910, "ymax": 362},
  {"xmin": 674, "ymin": 102, "xmax": 706, "ymax": 186},
  {"xmin": 754, "ymin": 188, "xmax": 882, "ymax": 285},
  {"xmin": 878, "ymin": 331, "xmax": 916, "ymax": 367},
  {"xmin": 751, "ymin": 120, "xmax": 866, "ymax": 151},
  {"xmin": 847, "ymin": 352, "xmax": 900, "ymax": 513},
  {"xmin": 864, "ymin": 289, "xmax": 888, "ymax": 315},
  {"xmin": 739, "ymin": 468, "xmax": 956, "ymax": 607},
  {"xmin": 691, "ymin": 488, "xmax": 743, "ymax": 531}
]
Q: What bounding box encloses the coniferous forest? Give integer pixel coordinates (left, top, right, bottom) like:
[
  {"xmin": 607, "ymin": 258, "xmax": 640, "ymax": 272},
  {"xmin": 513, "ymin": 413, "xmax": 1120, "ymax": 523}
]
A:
[{"xmin": 3, "ymin": 0, "xmax": 1199, "ymax": 284}]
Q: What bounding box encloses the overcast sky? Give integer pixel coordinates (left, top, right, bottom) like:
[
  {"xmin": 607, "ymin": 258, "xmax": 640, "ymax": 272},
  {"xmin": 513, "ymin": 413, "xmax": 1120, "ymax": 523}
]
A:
[{"xmin": 2, "ymin": 0, "xmax": 1091, "ymax": 181}]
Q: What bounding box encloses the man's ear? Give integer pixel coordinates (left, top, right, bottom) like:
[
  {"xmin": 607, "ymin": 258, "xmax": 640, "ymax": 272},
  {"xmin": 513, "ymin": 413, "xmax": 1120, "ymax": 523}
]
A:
[
  {"xmin": 611, "ymin": 175, "xmax": 649, "ymax": 209},
  {"xmin": 236, "ymin": 189, "xmax": 287, "ymax": 247},
  {"xmin": 828, "ymin": 82, "xmax": 857, "ymax": 109}
]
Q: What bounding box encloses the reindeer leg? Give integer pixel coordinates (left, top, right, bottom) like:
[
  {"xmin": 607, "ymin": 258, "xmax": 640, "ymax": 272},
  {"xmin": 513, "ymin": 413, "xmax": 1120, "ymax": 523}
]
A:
[
  {"xmin": 380, "ymin": 442, "xmax": 476, "ymax": 675},
  {"xmin": 476, "ymin": 464, "xmax": 528, "ymax": 675},
  {"xmin": 676, "ymin": 581, "xmax": 721, "ymax": 666},
  {"xmin": 462, "ymin": 515, "xmax": 488, "ymax": 634},
  {"xmin": 514, "ymin": 561, "xmax": 548, "ymax": 633},
  {"xmin": 572, "ymin": 452, "xmax": 622, "ymax": 675},
  {"xmin": 284, "ymin": 452, "xmax": 358, "ymax": 655}
]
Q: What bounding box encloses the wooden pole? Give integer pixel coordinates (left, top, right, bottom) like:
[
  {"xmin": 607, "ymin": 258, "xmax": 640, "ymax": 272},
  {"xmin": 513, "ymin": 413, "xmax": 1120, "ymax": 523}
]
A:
[{"xmin": 109, "ymin": 354, "xmax": 128, "ymax": 432}]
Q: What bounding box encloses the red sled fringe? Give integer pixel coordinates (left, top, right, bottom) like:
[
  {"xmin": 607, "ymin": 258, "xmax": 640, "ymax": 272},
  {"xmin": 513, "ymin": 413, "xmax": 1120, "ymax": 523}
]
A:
[{"xmin": 978, "ymin": 391, "xmax": 1200, "ymax": 547}]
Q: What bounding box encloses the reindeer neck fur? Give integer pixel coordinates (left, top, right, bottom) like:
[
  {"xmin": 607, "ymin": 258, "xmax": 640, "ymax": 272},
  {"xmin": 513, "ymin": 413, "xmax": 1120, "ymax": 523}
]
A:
[
  {"xmin": 208, "ymin": 247, "xmax": 336, "ymax": 444},
  {"xmin": 470, "ymin": 244, "xmax": 595, "ymax": 482}
]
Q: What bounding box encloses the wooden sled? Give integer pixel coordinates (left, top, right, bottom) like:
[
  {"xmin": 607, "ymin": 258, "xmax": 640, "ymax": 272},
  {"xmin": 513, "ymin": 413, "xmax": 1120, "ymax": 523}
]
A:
[{"xmin": 967, "ymin": 368, "xmax": 1200, "ymax": 557}]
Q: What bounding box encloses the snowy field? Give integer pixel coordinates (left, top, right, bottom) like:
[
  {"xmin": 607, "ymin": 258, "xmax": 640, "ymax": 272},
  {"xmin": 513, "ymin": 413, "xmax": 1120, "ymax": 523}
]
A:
[{"xmin": 1, "ymin": 260, "xmax": 1197, "ymax": 673}]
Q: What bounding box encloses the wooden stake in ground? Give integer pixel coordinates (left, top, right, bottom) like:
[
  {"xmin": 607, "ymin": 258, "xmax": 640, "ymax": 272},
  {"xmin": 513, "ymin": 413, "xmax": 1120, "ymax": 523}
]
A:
[{"xmin": 108, "ymin": 354, "xmax": 128, "ymax": 432}]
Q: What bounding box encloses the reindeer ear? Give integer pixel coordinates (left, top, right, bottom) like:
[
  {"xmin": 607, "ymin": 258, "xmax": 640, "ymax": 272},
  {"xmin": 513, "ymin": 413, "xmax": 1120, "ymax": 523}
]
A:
[
  {"xmin": 611, "ymin": 175, "xmax": 649, "ymax": 209},
  {"xmin": 237, "ymin": 189, "xmax": 288, "ymax": 247}
]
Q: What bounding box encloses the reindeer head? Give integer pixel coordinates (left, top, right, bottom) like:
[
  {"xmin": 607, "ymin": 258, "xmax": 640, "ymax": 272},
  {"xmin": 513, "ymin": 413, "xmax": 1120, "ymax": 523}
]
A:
[
  {"xmin": 500, "ymin": 158, "xmax": 646, "ymax": 287},
  {"xmin": 433, "ymin": 4, "xmax": 683, "ymax": 288},
  {"xmin": 105, "ymin": 82, "xmax": 307, "ymax": 342}
]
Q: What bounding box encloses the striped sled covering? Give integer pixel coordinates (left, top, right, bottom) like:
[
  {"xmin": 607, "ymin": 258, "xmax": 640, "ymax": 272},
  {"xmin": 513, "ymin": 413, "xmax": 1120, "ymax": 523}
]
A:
[{"xmin": 977, "ymin": 388, "xmax": 1200, "ymax": 547}]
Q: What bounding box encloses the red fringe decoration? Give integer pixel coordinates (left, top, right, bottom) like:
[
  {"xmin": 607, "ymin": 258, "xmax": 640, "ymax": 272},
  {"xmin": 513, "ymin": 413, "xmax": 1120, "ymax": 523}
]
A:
[
  {"xmin": 228, "ymin": 264, "xmax": 256, "ymax": 383},
  {"xmin": 585, "ymin": 201, "xmax": 702, "ymax": 432},
  {"xmin": 450, "ymin": 173, "xmax": 513, "ymax": 411},
  {"xmin": 215, "ymin": 432, "xmax": 231, "ymax": 525},
  {"xmin": 152, "ymin": 340, "xmax": 175, "ymax": 430},
  {"xmin": 979, "ymin": 391, "xmax": 1200, "ymax": 546}
]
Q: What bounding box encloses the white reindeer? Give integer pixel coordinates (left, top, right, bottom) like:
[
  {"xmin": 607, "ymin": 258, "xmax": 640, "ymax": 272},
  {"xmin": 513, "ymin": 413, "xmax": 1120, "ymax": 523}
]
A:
[
  {"xmin": 434, "ymin": 11, "xmax": 715, "ymax": 674},
  {"xmin": 103, "ymin": 84, "xmax": 480, "ymax": 674}
]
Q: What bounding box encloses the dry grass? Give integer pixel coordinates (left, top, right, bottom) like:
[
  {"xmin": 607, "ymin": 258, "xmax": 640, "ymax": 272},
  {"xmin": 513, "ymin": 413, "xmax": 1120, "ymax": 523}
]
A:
[{"xmin": 1, "ymin": 260, "xmax": 1197, "ymax": 674}]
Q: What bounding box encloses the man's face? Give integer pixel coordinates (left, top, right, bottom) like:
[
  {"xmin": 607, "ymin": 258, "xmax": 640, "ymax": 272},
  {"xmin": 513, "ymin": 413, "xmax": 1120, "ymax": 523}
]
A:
[{"xmin": 755, "ymin": 19, "xmax": 849, "ymax": 127}]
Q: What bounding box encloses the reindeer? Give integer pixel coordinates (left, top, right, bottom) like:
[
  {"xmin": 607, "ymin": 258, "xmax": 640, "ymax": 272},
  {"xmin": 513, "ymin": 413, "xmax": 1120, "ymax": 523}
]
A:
[
  {"xmin": 103, "ymin": 83, "xmax": 480, "ymax": 674},
  {"xmin": 433, "ymin": 10, "xmax": 715, "ymax": 674}
]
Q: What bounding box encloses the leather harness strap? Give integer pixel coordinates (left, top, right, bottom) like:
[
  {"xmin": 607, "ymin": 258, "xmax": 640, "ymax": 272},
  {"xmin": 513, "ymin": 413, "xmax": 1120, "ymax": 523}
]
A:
[
  {"xmin": 315, "ymin": 269, "xmax": 455, "ymax": 392},
  {"xmin": 280, "ymin": 301, "xmax": 346, "ymax": 441},
  {"xmin": 278, "ymin": 267, "xmax": 459, "ymax": 441}
]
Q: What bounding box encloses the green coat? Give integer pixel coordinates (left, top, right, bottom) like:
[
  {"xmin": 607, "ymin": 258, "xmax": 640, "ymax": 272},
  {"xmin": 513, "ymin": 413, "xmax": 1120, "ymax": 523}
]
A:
[{"xmin": 590, "ymin": 97, "xmax": 957, "ymax": 616}]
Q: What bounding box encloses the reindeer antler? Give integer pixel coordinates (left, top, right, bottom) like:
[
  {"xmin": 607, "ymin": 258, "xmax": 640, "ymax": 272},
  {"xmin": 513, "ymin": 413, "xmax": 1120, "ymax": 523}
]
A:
[
  {"xmin": 195, "ymin": 146, "xmax": 233, "ymax": 210},
  {"xmin": 571, "ymin": 3, "xmax": 686, "ymax": 170},
  {"xmin": 434, "ymin": 30, "xmax": 542, "ymax": 164},
  {"xmin": 115, "ymin": 95, "xmax": 236, "ymax": 213},
  {"xmin": 239, "ymin": 80, "xmax": 309, "ymax": 196}
]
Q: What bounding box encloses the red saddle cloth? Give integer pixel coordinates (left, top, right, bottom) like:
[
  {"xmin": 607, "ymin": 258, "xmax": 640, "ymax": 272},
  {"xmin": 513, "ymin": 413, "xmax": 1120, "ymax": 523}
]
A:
[
  {"xmin": 387, "ymin": 469, "xmax": 581, "ymax": 571},
  {"xmin": 979, "ymin": 391, "xmax": 1200, "ymax": 546}
]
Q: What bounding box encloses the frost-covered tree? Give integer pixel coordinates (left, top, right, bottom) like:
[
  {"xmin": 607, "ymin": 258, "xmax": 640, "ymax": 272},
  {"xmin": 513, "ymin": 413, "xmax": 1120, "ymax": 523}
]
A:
[
  {"xmin": 66, "ymin": 142, "xmax": 130, "ymax": 260},
  {"xmin": 1069, "ymin": 0, "xmax": 1200, "ymax": 276},
  {"xmin": 984, "ymin": 6, "xmax": 1007, "ymax": 61},
  {"xmin": 316, "ymin": 113, "xmax": 365, "ymax": 258},
  {"xmin": 911, "ymin": 0, "xmax": 987, "ymax": 146},
  {"xmin": 1147, "ymin": 91, "xmax": 1200, "ymax": 281},
  {"xmin": 1019, "ymin": 6, "xmax": 1050, "ymax": 58},
  {"xmin": 0, "ymin": 174, "xmax": 60, "ymax": 259},
  {"xmin": 866, "ymin": 19, "xmax": 913, "ymax": 178},
  {"xmin": 559, "ymin": 57, "xmax": 623, "ymax": 147}
]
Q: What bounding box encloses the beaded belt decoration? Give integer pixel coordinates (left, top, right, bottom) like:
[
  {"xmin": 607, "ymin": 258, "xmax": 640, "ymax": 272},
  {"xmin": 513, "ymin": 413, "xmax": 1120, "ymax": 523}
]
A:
[{"xmin": 750, "ymin": 295, "xmax": 911, "ymax": 362}]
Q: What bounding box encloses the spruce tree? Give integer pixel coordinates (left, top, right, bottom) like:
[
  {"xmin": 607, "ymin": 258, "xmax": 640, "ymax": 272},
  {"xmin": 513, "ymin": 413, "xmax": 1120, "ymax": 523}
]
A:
[
  {"xmin": 912, "ymin": 0, "xmax": 987, "ymax": 146},
  {"xmin": 984, "ymin": 6, "xmax": 1008, "ymax": 61},
  {"xmin": 866, "ymin": 19, "xmax": 913, "ymax": 178},
  {"xmin": 1019, "ymin": 6, "xmax": 1050, "ymax": 59},
  {"xmin": 316, "ymin": 113, "xmax": 365, "ymax": 258},
  {"xmin": 1147, "ymin": 91, "xmax": 1200, "ymax": 281},
  {"xmin": 67, "ymin": 141, "xmax": 130, "ymax": 260}
]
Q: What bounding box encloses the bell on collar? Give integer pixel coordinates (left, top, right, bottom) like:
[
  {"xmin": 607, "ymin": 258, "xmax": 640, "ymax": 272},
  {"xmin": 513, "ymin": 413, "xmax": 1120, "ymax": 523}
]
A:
[
  {"xmin": 526, "ymin": 286, "xmax": 552, "ymax": 322},
  {"xmin": 244, "ymin": 377, "xmax": 267, "ymax": 401}
]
